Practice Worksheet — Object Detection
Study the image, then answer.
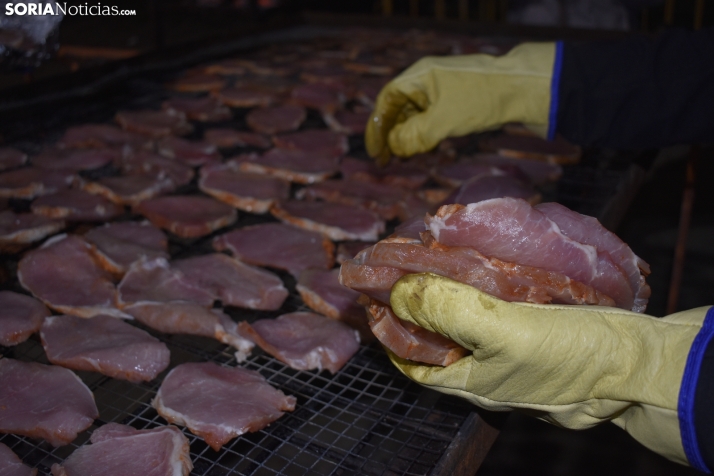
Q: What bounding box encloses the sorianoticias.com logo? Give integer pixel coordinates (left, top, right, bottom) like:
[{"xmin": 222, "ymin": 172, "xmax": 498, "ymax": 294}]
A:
[{"xmin": 4, "ymin": 2, "xmax": 136, "ymax": 15}]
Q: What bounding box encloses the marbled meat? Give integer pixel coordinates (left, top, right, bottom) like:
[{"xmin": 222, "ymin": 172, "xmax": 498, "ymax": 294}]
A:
[
  {"xmin": 84, "ymin": 221, "xmax": 168, "ymax": 275},
  {"xmin": 198, "ymin": 163, "xmax": 290, "ymax": 213},
  {"xmin": 0, "ymin": 442, "xmax": 36, "ymax": 476},
  {"xmin": 271, "ymin": 200, "xmax": 385, "ymax": 241},
  {"xmin": 134, "ymin": 195, "xmax": 237, "ymax": 238},
  {"xmin": 0, "ymin": 168, "xmax": 75, "ymax": 199},
  {"xmin": 246, "ymin": 105, "xmax": 306, "ymax": 135},
  {"xmin": 230, "ymin": 149, "xmax": 338, "ymax": 184},
  {"xmin": 0, "ymin": 210, "xmax": 64, "ymax": 252},
  {"xmin": 31, "ymin": 189, "xmax": 124, "ymax": 222},
  {"xmin": 0, "ymin": 291, "xmax": 50, "ymax": 346}
]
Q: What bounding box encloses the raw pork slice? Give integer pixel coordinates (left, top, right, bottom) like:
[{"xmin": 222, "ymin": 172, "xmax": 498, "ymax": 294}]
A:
[
  {"xmin": 239, "ymin": 312, "xmax": 359, "ymax": 373},
  {"xmin": 198, "ymin": 163, "xmax": 290, "ymax": 214},
  {"xmin": 214, "ymin": 223, "xmax": 334, "ymax": 277},
  {"xmin": 0, "ymin": 358, "xmax": 98, "ymax": 447},
  {"xmin": 296, "ymin": 179, "xmax": 408, "ymax": 220},
  {"xmin": 170, "ymin": 73, "xmax": 226, "ymax": 92},
  {"xmin": 82, "ymin": 175, "xmax": 175, "ymax": 206},
  {"xmin": 31, "ymin": 148, "xmax": 119, "ymax": 171},
  {"xmin": 31, "ymin": 189, "xmax": 124, "ymax": 222},
  {"xmin": 162, "ymin": 96, "xmax": 231, "ymax": 122},
  {"xmin": 50, "ymin": 423, "xmax": 192, "ymax": 476},
  {"xmin": 152, "ymin": 362, "xmax": 296, "ymax": 450},
  {"xmin": 272, "ymin": 130, "xmax": 349, "ymax": 157},
  {"xmin": 204, "ymin": 129, "xmax": 271, "ymax": 149},
  {"xmin": 84, "ymin": 221, "xmax": 168, "ymax": 275},
  {"xmin": 485, "ymin": 134, "xmax": 581, "ymax": 165},
  {"xmin": 173, "ymin": 254, "xmax": 287, "ymax": 310},
  {"xmin": 157, "ymin": 137, "xmax": 221, "ymax": 167},
  {"xmin": 121, "ymin": 151, "xmax": 194, "ymax": 187},
  {"xmin": 427, "ymin": 200, "xmax": 640, "ymax": 311},
  {"xmin": 296, "ymin": 269, "xmax": 370, "ymax": 340},
  {"xmin": 0, "ymin": 211, "xmax": 64, "ymax": 252},
  {"xmin": 126, "ymin": 303, "xmax": 254, "ymax": 361},
  {"xmin": 214, "ymin": 86, "xmax": 278, "ymax": 108},
  {"xmin": 230, "ymin": 150, "xmax": 338, "ymax": 184},
  {"xmin": 442, "ymin": 174, "xmax": 540, "ymax": 206},
  {"xmin": 0, "ymin": 291, "xmax": 50, "ymax": 346},
  {"xmin": 115, "ymin": 110, "xmax": 193, "ymax": 138},
  {"xmin": 470, "ymin": 153, "xmax": 563, "ymax": 185},
  {"xmin": 271, "ymin": 200, "xmax": 385, "ymax": 241},
  {"xmin": 134, "ymin": 195, "xmax": 237, "ymax": 238},
  {"xmin": 289, "ymin": 83, "xmax": 343, "ymax": 113},
  {"xmin": 56, "ymin": 124, "xmax": 152, "ymax": 150},
  {"xmin": 340, "ymin": 157, "xmax": 428, "ymax": 190},
  {"xmin": 40, "ymin": 315, "xmax": 170, "ymax": 382},
  {"xmin": 246, "ymin": 105, "xmax": 306, "ymax": 135},
  {"xmin": 118, "ymin": 257, "xmax": 214, "ymax": 307},
  {"xmin": 18, "ymin": 234, "xmax": 128, "ymax": 318},
  {"xmin": 336, "ymin": 241, "xmax": 374, "ymax": 264},
  {"xmin": 0, "ymin": 147, "xmax": 27, "ymax": 171},
  {"xmin": 322, "ymin": 110, "xmax": 370, "ymax": 135},
  {"xmin": 0, "ymin": 442, "xmax": 36, "ymax": 476},
  {"xmin": 0, "ymin": 168, "xmax": 75, "ymax": 199}
]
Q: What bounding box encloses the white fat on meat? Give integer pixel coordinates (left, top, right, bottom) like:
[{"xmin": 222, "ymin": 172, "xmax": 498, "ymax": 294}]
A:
[
  {"xmin": 0, "ymin": 442, "xmax": 36, "ymax": 476},
  {"xmin": 84, "ymin": 221, "xmax": 169, "ymax": 275},
  {"xmin": 0, "ymin": 291, "xmax": 50, "ymax": 346}
]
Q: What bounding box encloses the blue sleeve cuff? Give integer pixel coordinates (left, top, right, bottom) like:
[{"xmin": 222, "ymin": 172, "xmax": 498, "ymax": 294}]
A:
[
  {"xmin": 547, "ymin": 41, "xmax": 565, "ymax": 141},
  {"xmin": 678, "ymin": 306, "xmax": 714, "ymax": 473}
]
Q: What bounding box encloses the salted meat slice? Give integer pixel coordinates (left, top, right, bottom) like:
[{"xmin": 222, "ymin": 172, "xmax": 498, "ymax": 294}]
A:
[
  {"xmin": 40, "ymin": 315, "xmax": 170, "ymax": 382},
  {"xmin": 198, "ymin": 163, "xmax": 289, "ymax": 213},
  {"xmin": 173, "ymin": 254, "xmax": 288, "ymax": 310},
  {"xmin": 0, "ymin": 168, "xmax": 75, "ymax": 199},
  {"xmin": 0, "ymin": 147, "xmax": 27, "ymax": 171},
  {"xmin": 117, "ymin": 257, "xmax": 214, "ymax": 308},
  {"xmin": 536, "ymin": 202, "xmax": 651, "ymax": 312},
  {"xmin": 115, "ymin": 110, "xmax": 193, "ymax": 138},
  {"xmin": 230, "ymin": 150, "xmax": 338, "ymax": 184},
  {"xmin": 322, "ymin": 110, "xmax": 370, "ymax": 135},
  {"xmin": 336, "ymin": 241, "xmax": 374, "ymax": 264},
  {"xmin": 157, "ymin": 137, "xmax": 221, "ymax": 167},
  {"xmin": 84, "ymin": 221, "xmax": 169, "ymax": 275},
  {"xmin": 56, "ymin": 124, "xmax": 152, "ymax": 150},
  {"xmin": 0, "ymin": 358, "xmax": 98, "ymax": 447},
  {"xmin": 427, "ymin": 200, "xmax": 637, "ymax": 311},
  {"xmin": 213, "ymin": 223, "xmax": 334, "ymax": 277},
  {"xmin": 0, "ymin": 291, "xmax": 50, "ymax": 346},
  {"xmin": 469, "ymin": 153, "xmax": 563, "ymax": 185},
  {"xmin": 162, "ymin": 96, "xmax": 231, "ymax": 122},
  {"xmin": 134, "ymin": 195, "xmax": 237, "ymax": 238},
  {"xmin": 18, "ymin": 234, "xmax": 128, "ymax": 318},
  {"xmin": 50, "ymin": 423, "xmax": 191, "ymax": 476},
  {"xmin": 125, "ymin": 303, "xmax": 254, "ymax": 361},
  {"xmin": 296, "ymin": 269, "xmax": 370, "ymax": 340},
  {"xmin": 441, "ymin": 174, "xmax": 540, "ymax": 206},
  {"xmin": 0, "ymin": 442, "xmax": 36, "ymax": 476},
  {"xmin": 82, "ymin": 175, "xmax": 175, "ymax": 206},
  {"xmin": 246, "ymin": 105, "xmax": 306, "ymax": 135},
  {"xmin": 121, "ymin": 151, "xmax": 194, "ymax": 187},
  {"xmin": 239, "ymin": 312, "xmax": 360, "ymax": 373},
  {"xmin": 0, "ymin": 211, "xmax": 64, "ymax": 252},
  {"xmin": 214, "ymin": 86, "xmax": 278, "ymax": 108},
  {"xmin": 152, "ymin": 362, "xmax": 296, "ymax": 450},
  {"xmin": 367, "ymin": 301, "xmax": 468, "ymax": 367},
  {"xmin": 204, "ymin": 129, "xmax": 271, "ymax": 149},
  {"xmin": 31, "ymin": 189, "xmax": 124, "ymax": 222},
  {"xmin": 271, "ymin": 200, "xmax": 385, "ymax": 241},
  {"xmin": 31, "ymin": 148, "xmax": 119, "ymax": 171},
  {"xmin": 170, "ymin": 73, "xmax": 226, "ymax": 92},
  {"xmin": 272, "ymin": 130, "xmax": 349, "ymax": 157},
  {"xmin": 485, "ymin": 134, "xmax": 581, "ymax": 165},
  {"xmin": 340, "ymin": 157, "xmax": 428, "ymax": 190},
  {"xmin": 290, "ymin": 83, "xmax": 343, "ymax": 113},
  {"xmin": 296, "ymin": 179, "xmax": 408, "ymax": 220}
]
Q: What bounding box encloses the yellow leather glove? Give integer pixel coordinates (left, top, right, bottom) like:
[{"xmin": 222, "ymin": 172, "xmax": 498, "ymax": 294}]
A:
[
  {"xmin": 389, "ymin": 273, "xmax": 712, "ymax": 468},
  {"xmin": 366, "ymin": 42, "xmax": 557, "ymax": 163}
]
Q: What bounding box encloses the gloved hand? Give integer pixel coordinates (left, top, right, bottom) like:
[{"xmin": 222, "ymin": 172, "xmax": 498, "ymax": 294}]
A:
[
  {"xmin": 365, "ymin": 42, "xmax": 557, "ymax": 164},
  {"xmin": 388, "ymin": 273, "xmax": 710, "ymax": 467}
]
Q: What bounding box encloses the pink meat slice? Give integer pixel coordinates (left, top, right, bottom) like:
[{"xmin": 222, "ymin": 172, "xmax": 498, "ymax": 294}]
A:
[
  {"xmin": 0, "ymin": 442, "xmax": 36, "ymax": 476},
  {"xmin": 441, "ymin": 174, "xmax": 540, "ymax": 206},
  {"xmin": 0, "ymin": 291, "xmax": 50, "ymax": 346},
  {"xmin": 296, "ymin": 179, "xmax": 408, "ymax": 220},
  {"xmin": 162, "ymin": 96, "xmax": 231, "ymax": 122},
  {"xmin": 246, "ymin": 105, "xmax": 306, "ymax": 135},
  {"xmin": 213, "ymin": 223, "xmax": 334, "ymax": 277},
  {"xmin": 536, "ymin": 202, "xmax": 651, "ymax": 312},
  {"xmin": 31, "ymin": 148, "xmax": 119, "ymax": 171},
  {"xmin": 296, "ymin": 269, "xmax": 370, "ymax": 341},
  {"xmin": 0, "ymin": 210, "xmax": 64, "ymax": 251},
  {"xmin": 82, "ymin": 175, "xmax": 175, "ymax": 206},
  {"xmin": 172, "ymin": 254, "xmax": 288, "ymax": 310},
  {"xmin": 115, "ymin": 110, "xmax": 193, "ymax": 138},
  {"xmin": 0, "ymin": 147, "xmax": 28, "ymax": 171},
  {"xmin": 290, "ymin": 83, "xmax": 343, "ymax": 113},
  {"xmin": 272, "ymin": 130, "xmax": 349, "ymax": 157},
  {"xmin": 157, "ymin": 137, "xmax": 221, "ymax": 167},
  {"xmin": 340, "ymin": 157, "xmax": 428, "ymax": 190},
  {"xmin": 84, "ymin": 221, "xmax": 168, "ymax": 275},
  {"xmin": 31, "ymin": 189, "xmax": 124, "ymax": 222},
  {"xmin": 470, "ymin": 153, "xmax": 563, "ymax": 185},
  {"xmin": 0, "ymin": 168, "xmax": 76, "ymax": 199},
  {"xmin": 0, "ymin": 358, "xmax": 98, "ymax": 447},
  {"xmin": 204, "ymin": 129, "xmax": 272, "ymax": 149},
  {"xmin": 18, "ymin": 234, "xmax": 128, "ymax": 318},
  {"xmin": 40, "ymin": 314, "xmax": 170, "ymax": 383},
  {"xmin": 239, "ymin": 312, "xmax": 359, "ymax": 373},
  {"xmin": 427, "ymin": 200, "xmax": 638, "ymax": 311},
  {"xmin": 125, "ymin": 302, "xmax": 254, "ymax": 361},
  {"xmin": 117, "ymin": 257, "xmax": 214, "ymax": 307},
  {"xmin": 134, "ymin": 195, "xmax": 237, "ymax": 238},
  {"xmin": 430, "ymin": 163, "xmax": 506, "ymax": 188},
  {"xmin": 230, "ymin": 150, "xmax": 338, "ymax": 184},
  {"xmin": 322, "ymin": 110, "xmax": 370, "ymax": 135},
  {"xmin": 336, "ymin": 241, "xmax": 374, "ymax": 264},
  {"xmin": 121, "ymin": 151, "xmax": 194, "ymax": 187},
  {"xmin": 56, "ymin": 124, "xmax": 152, "ymax": 150},
  {"xmin": 50, "ymin": 423, "xmax": 192, "ymax": 476},
  {"xmin": 198, "ymin": 163, "xmax": 290, "ymax": 214},
  {"xmin": 271, "ymin": 200, "xmax": 385, "ymax": 241},
  {"xmin": 152, "ymin": 362, "xmax": 296, "ymax": 451}
]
